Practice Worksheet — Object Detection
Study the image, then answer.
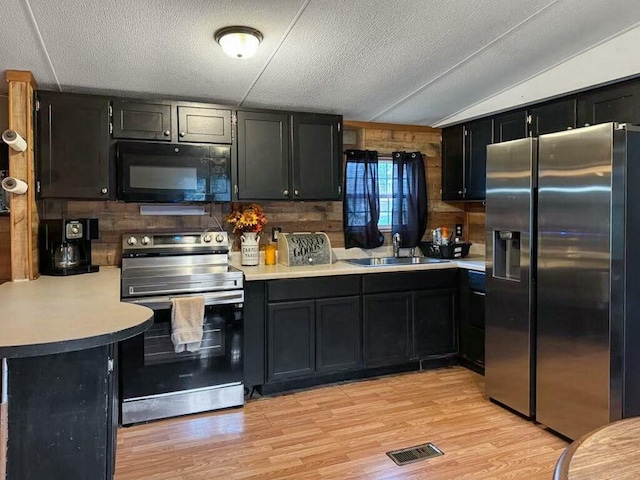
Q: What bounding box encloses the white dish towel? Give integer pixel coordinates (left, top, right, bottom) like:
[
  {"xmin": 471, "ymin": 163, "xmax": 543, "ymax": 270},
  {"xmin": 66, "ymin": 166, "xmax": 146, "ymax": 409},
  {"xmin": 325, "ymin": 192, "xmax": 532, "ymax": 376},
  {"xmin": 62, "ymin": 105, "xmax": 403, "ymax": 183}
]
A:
[{"xmin": 170, "ymin": 296, "xmax": 205, "ymax": 353}]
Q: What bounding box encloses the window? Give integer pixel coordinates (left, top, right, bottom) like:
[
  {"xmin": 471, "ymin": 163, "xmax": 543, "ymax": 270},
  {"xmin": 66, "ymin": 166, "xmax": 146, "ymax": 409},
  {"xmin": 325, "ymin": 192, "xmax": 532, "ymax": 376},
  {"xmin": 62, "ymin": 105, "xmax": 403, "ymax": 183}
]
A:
[
  {"xmin": 345, "ymin": 159, "xmax": 393, "ymax": 229},
  {"xmin": 377, "ymin": 159, "xmax": 393, "ymax": 229}
]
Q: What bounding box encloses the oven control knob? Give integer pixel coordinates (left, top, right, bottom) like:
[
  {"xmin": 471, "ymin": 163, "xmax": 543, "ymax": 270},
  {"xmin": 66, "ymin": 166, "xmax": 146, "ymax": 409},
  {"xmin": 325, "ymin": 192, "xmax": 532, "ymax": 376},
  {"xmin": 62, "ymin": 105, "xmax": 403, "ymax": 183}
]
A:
[
  {"xmin": 215, "ymin": 234, "xmax": 225, "ymax": 243},
  {"xmin": 141, "ymin": 236, "xmax": 151, "ymax": 246},
  {"xmin": 127, "ymin": 236, "xmax": 138, "ymax": 246},
  {"xmin": 203, "ymin": 234, "xmax": 213, "ymax": 243}
]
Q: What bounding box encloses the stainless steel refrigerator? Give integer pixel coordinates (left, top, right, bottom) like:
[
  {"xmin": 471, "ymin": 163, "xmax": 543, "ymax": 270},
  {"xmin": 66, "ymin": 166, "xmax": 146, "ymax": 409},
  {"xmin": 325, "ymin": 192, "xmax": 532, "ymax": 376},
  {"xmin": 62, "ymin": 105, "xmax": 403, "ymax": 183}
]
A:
[{"xmin": 485, "ymin": 122, "xmax": 640, "ymax": 440}]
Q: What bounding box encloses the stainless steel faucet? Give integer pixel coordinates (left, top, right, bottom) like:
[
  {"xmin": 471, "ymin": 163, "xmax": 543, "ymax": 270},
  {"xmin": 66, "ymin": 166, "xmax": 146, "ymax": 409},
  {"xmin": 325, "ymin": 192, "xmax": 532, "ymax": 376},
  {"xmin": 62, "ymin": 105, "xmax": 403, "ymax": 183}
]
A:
[{"xmin": 392, "ymin": 233, "xmax": 401, "ymax": 257}]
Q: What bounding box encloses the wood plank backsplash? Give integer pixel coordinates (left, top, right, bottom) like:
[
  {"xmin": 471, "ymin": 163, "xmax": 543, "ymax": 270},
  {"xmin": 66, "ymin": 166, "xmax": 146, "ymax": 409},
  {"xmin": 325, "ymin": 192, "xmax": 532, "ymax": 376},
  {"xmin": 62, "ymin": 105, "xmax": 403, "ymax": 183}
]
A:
[{"xmin": 38, "ymin": 121, "xmax": 485, "ymax": 267}]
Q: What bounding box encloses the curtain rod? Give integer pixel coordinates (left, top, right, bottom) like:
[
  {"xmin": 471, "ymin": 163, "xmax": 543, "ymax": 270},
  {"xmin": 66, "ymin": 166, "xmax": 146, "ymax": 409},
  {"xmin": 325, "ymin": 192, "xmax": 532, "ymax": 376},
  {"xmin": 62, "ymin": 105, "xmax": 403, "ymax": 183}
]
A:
[{"xmin": 344, "ymin": 151, "xmax": 421, "ymax": 158}]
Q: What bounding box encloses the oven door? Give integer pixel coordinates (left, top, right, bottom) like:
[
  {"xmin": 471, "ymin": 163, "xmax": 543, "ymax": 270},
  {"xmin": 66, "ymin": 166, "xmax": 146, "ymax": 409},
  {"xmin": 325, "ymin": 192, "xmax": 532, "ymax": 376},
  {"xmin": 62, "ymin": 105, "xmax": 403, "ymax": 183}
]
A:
[
  {"xmin": 117, "ymin": 142, "xmax": 231, "ymax": 202},
  {"xmin": 119, "ymin": 300, "xmax": 243, "ymax": 401}
]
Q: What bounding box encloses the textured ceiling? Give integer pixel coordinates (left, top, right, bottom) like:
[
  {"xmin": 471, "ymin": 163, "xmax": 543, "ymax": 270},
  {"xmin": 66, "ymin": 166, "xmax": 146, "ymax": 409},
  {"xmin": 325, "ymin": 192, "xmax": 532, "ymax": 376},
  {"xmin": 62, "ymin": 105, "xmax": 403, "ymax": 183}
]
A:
[{"xmin": 1, "ymin": 0, "xmax": 640, "ymax": 125}]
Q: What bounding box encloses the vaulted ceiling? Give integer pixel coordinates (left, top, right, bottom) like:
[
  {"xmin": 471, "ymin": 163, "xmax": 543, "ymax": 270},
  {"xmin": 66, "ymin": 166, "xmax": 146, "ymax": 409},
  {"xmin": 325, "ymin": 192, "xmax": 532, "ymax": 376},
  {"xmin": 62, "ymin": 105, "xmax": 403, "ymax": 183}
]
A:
[{"xmin": 2, "ymin": 0, "xmax": 640, "ymax": 126}]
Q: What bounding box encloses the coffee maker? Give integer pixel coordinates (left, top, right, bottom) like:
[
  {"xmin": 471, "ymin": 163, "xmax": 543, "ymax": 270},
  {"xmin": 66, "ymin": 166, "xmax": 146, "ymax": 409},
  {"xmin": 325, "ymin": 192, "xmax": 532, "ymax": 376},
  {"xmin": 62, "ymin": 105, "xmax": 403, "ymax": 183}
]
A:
[{"xmin": 39, "ymin": 219, "xmax": 100, "ymax": 276}]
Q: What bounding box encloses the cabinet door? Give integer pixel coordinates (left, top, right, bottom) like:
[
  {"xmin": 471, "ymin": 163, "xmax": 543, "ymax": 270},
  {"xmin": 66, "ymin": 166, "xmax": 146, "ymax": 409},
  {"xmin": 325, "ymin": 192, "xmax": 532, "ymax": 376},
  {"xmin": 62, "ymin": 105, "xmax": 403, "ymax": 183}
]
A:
[
  {"xmin": 37, "ymin": 92, "xmax": 111, "ymax": 199},
  {"xmin": 412, "ymin": 289, "xmax": 456, "ymax": 359},
  {"xmin": 441, "ymin": 125, "xmax": 464, "ymax": 201},
  {"xmin": 363, "ymin": 293, "xmax": 411, "ymax": 367},
  {"xmin": 267, "ymin": 300, "xmax": 315, "ymax": 382},
  {"xmin": 459, "ymin": 272, "xmax": 485, "ymax": 369},
  {"xmin": 112, "ymin": 100, "xmax": 172, "ymax": 141},
  {"xmin": 244, "ymin": 281, "xmax": 266, "ymax": 388},
  {"xmin": 464, "ymin": 118, "xmax": 493, "ymax": 200},
  {"xmin": 177, "ymin": 106, "xmax": 231, "ymax": 144},
  {"xmin": 493, "ymin": 110, "xmax": 527, "ymax": 143},
  {"xmin": 291, "ymin": 113, "xmax": 342, "ymax": 200},
  {"xmin": 316, "ymin": 297, "xmax": 361, "ymax": 374},
  {"xmin": 530, "ymin": 99, "xmax": 576, "ymax": 136},
  {"xmin": 7, "ymin": 346, "xmax": 111, "ymax": 479},
  {"xmin": 577, "ymin": 80, "xmax": 640, "ymax": 127},
  {"xmin": 237, "ymin": 111, "xmax": 290, "ymax": 200}
]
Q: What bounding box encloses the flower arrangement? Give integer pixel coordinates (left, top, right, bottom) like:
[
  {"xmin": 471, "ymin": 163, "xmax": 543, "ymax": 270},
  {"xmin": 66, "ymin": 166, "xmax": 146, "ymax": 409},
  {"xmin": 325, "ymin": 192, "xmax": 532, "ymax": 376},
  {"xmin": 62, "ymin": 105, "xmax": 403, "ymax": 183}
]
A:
[{"xmin": 225, "ymin": 203, "xmax": 268, "ymax": 234}]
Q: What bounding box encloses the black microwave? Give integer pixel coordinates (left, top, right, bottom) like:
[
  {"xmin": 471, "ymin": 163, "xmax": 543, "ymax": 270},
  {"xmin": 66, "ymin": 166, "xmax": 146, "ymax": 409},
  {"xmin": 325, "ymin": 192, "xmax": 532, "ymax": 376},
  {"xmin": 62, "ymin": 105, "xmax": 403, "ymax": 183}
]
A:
[{"xmin": 117, "ymin": 142, "xmax": 231, "ymax": 202}]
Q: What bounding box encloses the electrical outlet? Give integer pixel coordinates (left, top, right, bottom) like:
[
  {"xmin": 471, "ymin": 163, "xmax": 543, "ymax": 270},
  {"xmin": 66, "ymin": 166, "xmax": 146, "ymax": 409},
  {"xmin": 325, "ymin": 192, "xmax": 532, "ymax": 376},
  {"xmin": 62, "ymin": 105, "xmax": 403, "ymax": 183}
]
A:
[
  {"xmin": 272, "ymin": 226, "xmax": 282, "ymax": 242},
  {"xmin": 455, "ymin": 224, "xmax": 463, "ymax": 238}
]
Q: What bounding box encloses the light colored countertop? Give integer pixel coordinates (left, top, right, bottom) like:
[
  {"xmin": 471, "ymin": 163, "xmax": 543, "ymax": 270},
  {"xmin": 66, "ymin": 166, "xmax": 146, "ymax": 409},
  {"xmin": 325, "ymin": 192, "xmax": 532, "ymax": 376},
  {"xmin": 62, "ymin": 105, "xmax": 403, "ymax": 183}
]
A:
[
  {"xmin": 0, "ymin": 268, "xmax": 153, "ymax": 358},
  {"xmin": 232, "ymin": 254, "xmax": 485, "ymax": 281}
]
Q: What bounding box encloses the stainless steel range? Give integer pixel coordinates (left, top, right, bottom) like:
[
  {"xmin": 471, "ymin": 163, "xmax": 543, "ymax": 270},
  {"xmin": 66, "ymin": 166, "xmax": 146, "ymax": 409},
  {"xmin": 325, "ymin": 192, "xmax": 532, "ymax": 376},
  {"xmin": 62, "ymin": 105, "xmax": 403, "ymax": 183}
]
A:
[{"xmin": 119, "ymin": 230, "xmax": 244, "ymax": 425}]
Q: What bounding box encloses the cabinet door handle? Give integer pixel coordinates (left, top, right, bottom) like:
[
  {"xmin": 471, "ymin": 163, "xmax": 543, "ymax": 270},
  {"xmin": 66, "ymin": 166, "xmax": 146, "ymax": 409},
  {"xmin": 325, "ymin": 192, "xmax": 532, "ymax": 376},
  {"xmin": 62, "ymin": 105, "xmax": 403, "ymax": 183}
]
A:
[
  {"xmin": 101, "ymin": 188, "xmax": 108, "ymax": 194},
  {"xmin": 294, "ymin": 189, "xmax": 299, "ymax": 196},
  {"xmin": 163, "ymin": 130, "xmax": 170, "ymax": 136},
  {"xmin": 179, "ymin": 131, "xmax": 186, "ymax": 137},
  {"xmin": 283, "ymin": 189, "xmax": 289, "ymax": 196}
]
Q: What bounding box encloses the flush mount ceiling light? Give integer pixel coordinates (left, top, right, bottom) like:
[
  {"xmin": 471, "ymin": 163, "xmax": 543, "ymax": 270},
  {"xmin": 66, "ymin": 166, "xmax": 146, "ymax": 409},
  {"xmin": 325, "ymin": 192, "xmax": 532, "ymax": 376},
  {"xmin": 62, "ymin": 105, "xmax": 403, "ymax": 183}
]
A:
[{"xmin": 214, "ymin": 26, "xmax": 263, "ymax": 59}]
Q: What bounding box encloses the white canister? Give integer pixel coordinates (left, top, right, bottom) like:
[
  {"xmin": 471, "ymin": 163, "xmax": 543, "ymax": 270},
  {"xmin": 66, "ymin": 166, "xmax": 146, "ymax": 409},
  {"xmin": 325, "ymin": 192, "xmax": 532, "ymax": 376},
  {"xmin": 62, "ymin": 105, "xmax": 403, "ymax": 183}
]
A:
[{"xmin": 240, "ymin": 232, "xmax": 260, "ymax": 266}]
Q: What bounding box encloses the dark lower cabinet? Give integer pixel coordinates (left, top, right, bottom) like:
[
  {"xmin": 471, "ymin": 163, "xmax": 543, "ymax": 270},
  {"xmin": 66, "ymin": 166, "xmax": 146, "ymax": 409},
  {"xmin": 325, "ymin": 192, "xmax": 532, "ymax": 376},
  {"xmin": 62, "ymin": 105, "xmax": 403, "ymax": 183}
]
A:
[
  {"xmin": 267, "ymin": 300, "xmax": 315, "ymax": 382},
  {"xmin": 7, "ymin": 345, "xmax": 116, "ymax": 479},
  {"xmin": 37, "ymin": 91, "xmax": 111, "ymax": 199},
  {"xmin": 244, "ymin": 281, "xmax": 266, "ymax": 389},
  {"xmin": 363, "ymin": 292, "xmax": 412, "ymax": 367},
  {"xmin": 459, "ymin": 271, "xmax": 485, "ymax": 372},
  {"xmin": 412, "ymin": 289, "xmax": 457, "ymax": 358},
  {"xmin": 316, "ymin": 297, "xmax": 361, "ymax": 374}
]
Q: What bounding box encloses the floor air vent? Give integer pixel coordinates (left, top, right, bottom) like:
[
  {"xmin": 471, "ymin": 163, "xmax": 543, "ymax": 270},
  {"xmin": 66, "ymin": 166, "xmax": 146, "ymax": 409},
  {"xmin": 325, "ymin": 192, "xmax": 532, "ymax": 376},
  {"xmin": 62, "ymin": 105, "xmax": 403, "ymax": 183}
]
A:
[{"xmin": 386, "ymin": 442, "xmax": 444, "ymax": 466}]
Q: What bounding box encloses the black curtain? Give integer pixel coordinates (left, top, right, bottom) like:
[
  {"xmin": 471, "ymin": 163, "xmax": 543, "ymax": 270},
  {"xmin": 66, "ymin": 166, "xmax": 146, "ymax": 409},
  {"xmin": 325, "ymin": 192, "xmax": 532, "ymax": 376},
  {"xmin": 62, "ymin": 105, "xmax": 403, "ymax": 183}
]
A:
[
  {"xmin": 391, "ymin": 151, "xmax": 428, "ymax": 247},
  {"xmin": 343, "ymin": 150, "xmax": 384, "ymax": 249}
]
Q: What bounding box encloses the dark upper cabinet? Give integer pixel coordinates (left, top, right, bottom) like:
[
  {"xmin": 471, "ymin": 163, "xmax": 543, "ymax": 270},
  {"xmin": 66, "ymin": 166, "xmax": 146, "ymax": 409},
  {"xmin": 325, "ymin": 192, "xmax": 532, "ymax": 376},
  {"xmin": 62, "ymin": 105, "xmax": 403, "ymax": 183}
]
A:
[
  {"xmin": 177, "ymin": 106, "xmax": 231, "ymax": 144},
  {"xmin": 267, "ymin": 300, "xmax": 315, "ymax": 382},
  {"xmin": 316, "ymin": 296, "xmax": 361, "ymax": 374},
  {"xmin": 37, "ymin": 91, "xmax": 111, "ymax": 199},
  {"xmin": 112, "ymin": 100, "xmax": 172, "ymax": 141},
  {"xmin": 530, "ymin": 99, "xmax": 576, "ymax": 136},
  {"xmin": 441, "ymin": 125, "xmax": 464, "ymax": 201},
  {"xmin": 236, "ymin": 110, "xmax": 343, "ymax": 201},
  {"xmin": 236, "ymin": 110, "xmax": 290, "ymax": 200},
  {"xmin": 464, "ymin": 118, "xmax": 493, "ymax": 201},
  {"xmin": 441, "ymin": 119, "xmax": 492, "ymax": 202},
  {"xmin": 493, "ymin": 110, "xmax": 527, "ymax": 142},
  {"xmin": 577, "ymin": 80, "xmax": 640, "ymax": 127},
  {"xmin": 363, "ymin": 292, "xmax": 412, "ymax": 368},
  {"xmin": 291, "ymin": 113, "xmax": 342, "ymax": 200}
]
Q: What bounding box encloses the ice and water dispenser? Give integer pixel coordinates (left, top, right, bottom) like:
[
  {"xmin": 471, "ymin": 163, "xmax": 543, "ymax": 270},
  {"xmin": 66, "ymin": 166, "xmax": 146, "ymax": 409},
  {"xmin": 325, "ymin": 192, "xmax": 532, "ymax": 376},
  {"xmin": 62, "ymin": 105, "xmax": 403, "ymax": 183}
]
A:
[{"xmin": 493, "ymin": 230, "xmax": 521, "ymax": 281}]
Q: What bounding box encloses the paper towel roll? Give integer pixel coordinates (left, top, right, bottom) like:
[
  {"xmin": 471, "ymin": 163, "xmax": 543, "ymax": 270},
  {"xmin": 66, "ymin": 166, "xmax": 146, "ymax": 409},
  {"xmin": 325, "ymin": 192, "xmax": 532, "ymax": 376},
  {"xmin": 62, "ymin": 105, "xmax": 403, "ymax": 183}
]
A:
[
  {"xmin": 2, "ymin": 129, "xmax": 27, "ymax": 152},
  {"xmin": 1, "ymin": 177, "xmax": 28, "ymax": 194}
]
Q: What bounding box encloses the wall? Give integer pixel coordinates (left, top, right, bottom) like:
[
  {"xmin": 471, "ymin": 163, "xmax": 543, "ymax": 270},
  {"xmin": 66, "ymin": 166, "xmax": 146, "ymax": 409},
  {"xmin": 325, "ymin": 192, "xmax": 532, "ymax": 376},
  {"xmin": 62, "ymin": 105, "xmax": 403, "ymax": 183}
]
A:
[{"xmin": 40, "ymin": 120, "xmax": 485, "ymax": 267}]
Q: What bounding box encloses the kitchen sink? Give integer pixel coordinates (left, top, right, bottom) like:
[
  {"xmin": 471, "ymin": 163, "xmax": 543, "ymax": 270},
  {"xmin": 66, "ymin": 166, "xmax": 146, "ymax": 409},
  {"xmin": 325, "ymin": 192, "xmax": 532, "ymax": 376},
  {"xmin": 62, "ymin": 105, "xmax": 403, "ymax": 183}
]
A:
[{"xmin": 344, "ymin": 256, "xmax": 449, "ymax": 267}]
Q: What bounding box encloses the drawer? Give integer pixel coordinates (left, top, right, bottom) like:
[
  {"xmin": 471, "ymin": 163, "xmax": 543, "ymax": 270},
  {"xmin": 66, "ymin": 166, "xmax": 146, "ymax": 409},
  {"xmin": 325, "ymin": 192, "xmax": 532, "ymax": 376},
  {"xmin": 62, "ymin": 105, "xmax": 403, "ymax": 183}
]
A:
[
  {"xmin": 468, "ymin": 271, "xmax": 485, "ymax": 292},
  {"xmin": 268, "ymin": 275, "xmax": 360, "ymax": 302},
  {"xmin": 362, "ymin": 269, "xmax": 457, "ymax": 294}
]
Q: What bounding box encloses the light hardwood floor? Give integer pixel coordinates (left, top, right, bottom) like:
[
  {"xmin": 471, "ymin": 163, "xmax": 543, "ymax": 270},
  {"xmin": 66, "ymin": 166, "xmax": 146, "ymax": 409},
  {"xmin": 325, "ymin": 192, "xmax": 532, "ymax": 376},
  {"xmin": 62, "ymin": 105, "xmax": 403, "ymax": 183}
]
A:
[{"xmin": 115, "ymin": 367, "xmax": 568, "ymax": 480}]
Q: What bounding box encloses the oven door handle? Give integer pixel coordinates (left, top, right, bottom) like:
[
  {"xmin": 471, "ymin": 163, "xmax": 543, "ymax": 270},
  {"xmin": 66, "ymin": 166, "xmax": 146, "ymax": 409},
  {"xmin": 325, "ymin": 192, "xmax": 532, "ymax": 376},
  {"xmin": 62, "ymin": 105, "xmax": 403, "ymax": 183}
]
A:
[{"xmin": 126, "ymin": 290, "xmax": 244, "ymax": 310}]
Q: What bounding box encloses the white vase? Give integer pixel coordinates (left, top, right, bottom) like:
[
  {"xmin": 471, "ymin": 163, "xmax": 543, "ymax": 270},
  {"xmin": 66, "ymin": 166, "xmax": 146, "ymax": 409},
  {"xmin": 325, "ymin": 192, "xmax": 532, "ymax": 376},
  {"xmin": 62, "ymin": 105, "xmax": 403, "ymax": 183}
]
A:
[{"xmin": 241, "ymin": 232, "xmax": 260, "ymax": 266}]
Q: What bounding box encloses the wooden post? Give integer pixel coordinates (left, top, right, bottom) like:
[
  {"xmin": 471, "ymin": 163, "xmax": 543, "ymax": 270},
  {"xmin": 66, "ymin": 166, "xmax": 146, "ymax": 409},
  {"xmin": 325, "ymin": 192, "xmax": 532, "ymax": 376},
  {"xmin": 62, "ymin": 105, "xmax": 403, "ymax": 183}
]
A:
[{"xmin": 6, "ymin": 70, "xmax": 38, "ymax": 281}]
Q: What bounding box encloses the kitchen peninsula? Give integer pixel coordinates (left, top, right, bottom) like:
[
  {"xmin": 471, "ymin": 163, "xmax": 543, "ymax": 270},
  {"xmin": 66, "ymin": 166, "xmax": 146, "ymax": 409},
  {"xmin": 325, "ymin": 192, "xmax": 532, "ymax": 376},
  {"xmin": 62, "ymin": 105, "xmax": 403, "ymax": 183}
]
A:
[{"xmin": 0, "ymin": 269, "xmax": 152, "ymax": 479}]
